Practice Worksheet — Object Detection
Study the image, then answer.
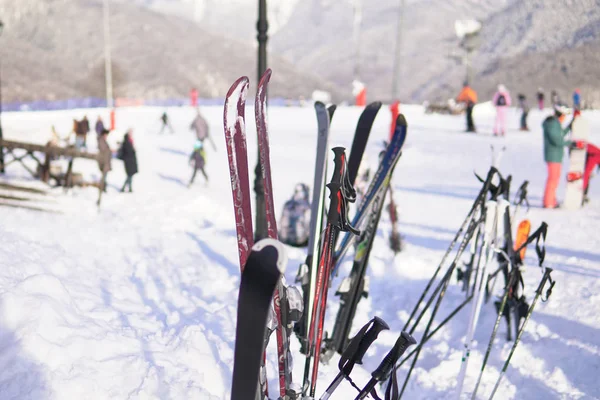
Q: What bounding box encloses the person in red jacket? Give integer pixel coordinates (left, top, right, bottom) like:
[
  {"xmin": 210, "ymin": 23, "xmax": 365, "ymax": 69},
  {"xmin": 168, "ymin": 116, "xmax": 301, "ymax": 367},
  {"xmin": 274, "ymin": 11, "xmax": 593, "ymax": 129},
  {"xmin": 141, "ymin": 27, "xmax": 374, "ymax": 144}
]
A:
[
  {"xmin": 389, "ymin": 101, "xmax": 400, "ymax": 142},
  {"xmin": 583, "ymin": 143, "xmax": 600, "ymax": 203}
]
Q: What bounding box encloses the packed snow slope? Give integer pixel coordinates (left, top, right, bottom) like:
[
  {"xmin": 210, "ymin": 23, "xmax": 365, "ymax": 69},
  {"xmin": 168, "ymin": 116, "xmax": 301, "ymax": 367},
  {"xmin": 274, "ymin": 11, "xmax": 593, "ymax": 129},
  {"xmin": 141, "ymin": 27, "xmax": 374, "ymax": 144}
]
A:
[{"xmin": 0, "ymin": 103, "xmax": 599, "ymax": 399}]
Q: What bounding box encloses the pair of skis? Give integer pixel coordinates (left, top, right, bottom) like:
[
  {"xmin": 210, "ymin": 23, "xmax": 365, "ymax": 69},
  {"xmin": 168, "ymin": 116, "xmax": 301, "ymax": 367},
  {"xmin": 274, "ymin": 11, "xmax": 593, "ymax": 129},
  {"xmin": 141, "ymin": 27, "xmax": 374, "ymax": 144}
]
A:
[{"xmin": 225, "ymin": 70, "xmax": 297, "ymax": 400}]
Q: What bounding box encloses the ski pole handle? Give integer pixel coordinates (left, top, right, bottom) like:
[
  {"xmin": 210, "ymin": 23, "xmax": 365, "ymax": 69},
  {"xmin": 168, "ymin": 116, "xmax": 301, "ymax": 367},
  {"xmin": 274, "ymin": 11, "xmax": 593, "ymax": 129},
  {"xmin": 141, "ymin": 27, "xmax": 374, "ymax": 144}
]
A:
[
  {"xmin": 330, "ymin": 147, "xmax": 347, "ymax": 185},
  {"xmin": 326, "ymin": 182, "xmax": 343, "ymax": 225},
  {"xmin": 371, "ymin": 331, "xmax": 417, "ymax": 381},
  {"xmin": 339, "ymin": 316, "xmax": 390, "ymax": 375}
]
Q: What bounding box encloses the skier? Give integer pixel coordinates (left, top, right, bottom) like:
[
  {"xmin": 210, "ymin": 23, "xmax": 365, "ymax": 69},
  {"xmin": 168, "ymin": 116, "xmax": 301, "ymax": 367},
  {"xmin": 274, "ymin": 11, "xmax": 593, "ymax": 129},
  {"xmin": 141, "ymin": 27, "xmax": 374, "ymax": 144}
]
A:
[
  {"xmin": 551, "ymin": 90, "xmax": 560, "ymax": 107},
  {"xmin": 72, "ymin": 119, "xmax": 86, "ymax": 149},
  {"xmin": 492, "ymin": 84, "xmax": 511, "ymax": 136},
  {"xmin": 188, "ymin": 140, "xmax": 208, "ymax": 186},
  {"xmin": 81, "ymin": 115, "xmax": 90, "ymax": 147},
  {"xmin": 97, "ymin": 129, "xmax": 112, "ymax": 192},
  {"xmin": 583, "ymin": 143, "xmax": 600, "ymax": 203},
  {"xmin": 95, "ymin": 116, "xmax": 105, "ymax": 137},
  {"xmin": 117, "ymin": 130, "xmax": 138, "ymax": 193},
  {"xmin": 159, "ymin": 111, "xmax": 174, "ymax": 134},
  {"xmin": 456, "ymin": 81, "xmax": 478, "ymax": 133},
  {"xmin": 536, "ymin": 88, "xmax": 545, "ymax": 110},
  {"xmin": 190, "ymin": 108, "xmax": 216, "ymax": 150},
  {"xmin": 542, "ymin": 103, "xmax": 573, "ymax": 208},
  {"xmin": 517, "ymin": 93, "xmax": 529, "ymax": 131},
  {"xmin": 573, "ymin": 88, "xmax": 582, "ymax": 111}
]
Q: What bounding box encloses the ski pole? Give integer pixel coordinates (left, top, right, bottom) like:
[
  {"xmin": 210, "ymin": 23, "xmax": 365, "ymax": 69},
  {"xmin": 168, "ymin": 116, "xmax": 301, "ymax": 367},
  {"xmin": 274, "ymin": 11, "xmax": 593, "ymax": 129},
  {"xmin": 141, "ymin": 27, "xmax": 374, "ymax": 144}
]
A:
[
  {"xmin": 319, "ymin": 317, "xmax": 389, "ymax": 400},
  {"xmin": 455, "ymin": 199, "xmax": 500, "ymax": 399},
  {"xmin": 303, "ymin": 147, "xmax": 359, "ymax": 398},
  {"xmin": 399, "ymin": 208, "xmax": 486, "ymax": 398},
  {"xmin": 355, "ymin": 332, "xmax": 417, "ymax": 400},
  {"xmin": 488, "ymin": 269, "xmax": 554, "ymax": 399},
  {"xmin": 407, "ymin": 212, "xmax": 483, "ymax": 335},
  {"xmin": 403, "ymin": 167, "xmax": 498, "ymax": 331},
  {"xmin": 471, "ymin": 263, "xmax": 515, "ymax": 399}
]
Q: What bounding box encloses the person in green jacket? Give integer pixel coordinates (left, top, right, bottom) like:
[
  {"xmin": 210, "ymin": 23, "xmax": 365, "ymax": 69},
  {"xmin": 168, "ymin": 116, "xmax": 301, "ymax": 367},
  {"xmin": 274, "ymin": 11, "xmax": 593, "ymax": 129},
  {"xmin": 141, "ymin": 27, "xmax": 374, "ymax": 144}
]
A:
[{"xmin": 542, "ymin": 104, "xmax": 573, "ymax": 208}]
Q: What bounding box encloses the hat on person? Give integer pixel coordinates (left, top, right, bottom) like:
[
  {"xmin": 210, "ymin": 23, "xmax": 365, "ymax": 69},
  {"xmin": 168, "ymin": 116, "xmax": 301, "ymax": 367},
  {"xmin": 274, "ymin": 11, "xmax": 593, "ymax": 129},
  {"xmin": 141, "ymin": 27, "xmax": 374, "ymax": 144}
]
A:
[{"xmin": 553, "ymin": 103, "xmax": 570, "ymax": 116}]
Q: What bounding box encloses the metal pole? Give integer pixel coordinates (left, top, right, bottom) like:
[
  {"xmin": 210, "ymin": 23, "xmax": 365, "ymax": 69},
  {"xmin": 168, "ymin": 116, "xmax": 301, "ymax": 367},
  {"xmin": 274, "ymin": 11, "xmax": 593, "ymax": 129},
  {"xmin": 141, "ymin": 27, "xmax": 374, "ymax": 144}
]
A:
[
  {"xmin": 351, "ymin": 0, "xmax": 363, "ymax": 81},
  {"xmin": 391, "ymin": 0, "xmax": 405, "ymax": 100},
  {"xmin": 0, "ymin": 20, "xmax": 4, "ymax": 174},
  {"xmin": 254, "ymin": 0, "xmax": 268, "ymax": 241},
  {"xmin": 103, "ymin": 0, "xmax": 114, "ymax": 108}
]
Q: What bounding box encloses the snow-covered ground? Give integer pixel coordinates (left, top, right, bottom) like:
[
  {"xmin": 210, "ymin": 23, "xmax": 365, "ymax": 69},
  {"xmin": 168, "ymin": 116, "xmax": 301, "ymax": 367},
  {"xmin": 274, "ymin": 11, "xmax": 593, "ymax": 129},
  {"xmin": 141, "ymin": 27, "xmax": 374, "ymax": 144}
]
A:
[{"xmin": 0, "ymin": 102, "xmax": 599, "ymax": 400}]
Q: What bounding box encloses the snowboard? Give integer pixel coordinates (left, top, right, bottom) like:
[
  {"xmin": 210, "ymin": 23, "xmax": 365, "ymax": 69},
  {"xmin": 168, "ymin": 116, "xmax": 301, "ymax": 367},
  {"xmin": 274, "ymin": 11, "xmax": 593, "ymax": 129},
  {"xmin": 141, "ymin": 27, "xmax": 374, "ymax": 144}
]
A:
[{"xmin": 564, "ymin": 117, "xmax": 590, "ymax": 209}]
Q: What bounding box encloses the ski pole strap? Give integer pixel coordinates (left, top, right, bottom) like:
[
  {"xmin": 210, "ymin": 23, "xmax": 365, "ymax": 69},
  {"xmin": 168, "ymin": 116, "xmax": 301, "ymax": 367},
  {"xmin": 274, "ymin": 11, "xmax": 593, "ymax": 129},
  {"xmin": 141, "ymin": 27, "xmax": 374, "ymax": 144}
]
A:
[
  {"xmin": 339, "ymin": 316, "xmax": 390, "ymax": 375},
  {"xmin": 540, "ymin": 268, "xmax": 555, "ymax": 302},
  {"xmin": 512, "ymin": 222, "xmax": 548, "ymax": 267},
  {"xmin": 535, "ymin": 223, "xmax": 548, "ymax": 267},
  {"xmin": 513, "ymin": 180, "xmax": 530, "ymax": 210},
  {"xmin": 384, "ymin": 364, "xmax": 398, "ymax": 400}
]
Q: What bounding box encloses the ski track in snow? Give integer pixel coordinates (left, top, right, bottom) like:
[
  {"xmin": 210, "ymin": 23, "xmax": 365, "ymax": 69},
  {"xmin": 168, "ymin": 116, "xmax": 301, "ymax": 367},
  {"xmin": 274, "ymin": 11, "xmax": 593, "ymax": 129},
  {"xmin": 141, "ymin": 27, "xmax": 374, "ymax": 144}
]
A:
[{"xmin": 0, "ymin": 104, "xmax": 599, "ymax": 399}]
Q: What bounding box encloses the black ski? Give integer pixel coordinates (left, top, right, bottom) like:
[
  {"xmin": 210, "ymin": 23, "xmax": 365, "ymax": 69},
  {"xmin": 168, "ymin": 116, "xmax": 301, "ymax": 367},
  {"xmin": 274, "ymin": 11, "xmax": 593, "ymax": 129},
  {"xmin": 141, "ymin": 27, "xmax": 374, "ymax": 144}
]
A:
[
  {"xmin": 231, "ymin": 238, "xmax": 285, "ymax": 400},
  {"xmin": 346, "ymin": 101, "xmax": 382, "ymax": 186}
]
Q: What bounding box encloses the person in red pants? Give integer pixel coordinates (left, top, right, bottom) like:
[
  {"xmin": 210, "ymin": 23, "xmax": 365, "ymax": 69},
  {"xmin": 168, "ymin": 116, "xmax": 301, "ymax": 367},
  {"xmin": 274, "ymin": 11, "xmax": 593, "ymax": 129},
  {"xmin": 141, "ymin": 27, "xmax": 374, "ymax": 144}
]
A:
[{"xmin": 583, "ymin": 143, "xmax": 600, "ymax": 203}]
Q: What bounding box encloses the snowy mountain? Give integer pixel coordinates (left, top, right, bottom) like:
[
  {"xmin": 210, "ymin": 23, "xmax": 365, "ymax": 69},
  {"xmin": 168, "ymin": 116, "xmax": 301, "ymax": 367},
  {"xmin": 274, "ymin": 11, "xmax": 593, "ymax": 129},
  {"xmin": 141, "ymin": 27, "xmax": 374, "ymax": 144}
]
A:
[
  {"xmin": 2, "ymin": 0, "xmax": 600, "ymax": 104},
  {"xmin": 0, "ymin": 0, "xmax": 340, "ymax": 103},
  {"xmin": 134, "ymin": 0, "xmax": 600, "ymax": 104}
]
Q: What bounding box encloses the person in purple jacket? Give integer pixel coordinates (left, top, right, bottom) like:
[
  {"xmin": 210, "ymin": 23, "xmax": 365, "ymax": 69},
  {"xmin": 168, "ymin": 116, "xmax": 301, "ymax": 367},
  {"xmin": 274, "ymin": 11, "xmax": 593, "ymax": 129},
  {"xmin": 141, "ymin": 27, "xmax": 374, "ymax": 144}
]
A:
[{"xmin": 492, "ymin": 84, "xmax": 511, "ymax": 136}]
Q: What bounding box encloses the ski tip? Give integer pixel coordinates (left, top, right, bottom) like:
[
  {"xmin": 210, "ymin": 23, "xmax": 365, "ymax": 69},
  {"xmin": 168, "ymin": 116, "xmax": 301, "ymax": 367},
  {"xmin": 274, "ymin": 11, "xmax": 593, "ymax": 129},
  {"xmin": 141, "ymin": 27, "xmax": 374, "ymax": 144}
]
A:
[
  {"xmin": 258, "ymin": 68, "xmax": 273, "ymax": 86},
  {"xmin": 368, "ymin": 101, "xmax": 383, "ymax": 109},
  {"xmin": 314, "ymin": 101, "xmax": 326, "ymax": 109},
  {"xmin": 252, "ymin": 238, "xmax": 288, "ymax": 274},
  {"xmin": 396, "ymin": 113, "xmax": 408, "ymax": 128},
  {"xmin": 225, "ymin": 76, "xmax": 250, "ymax": 99}
]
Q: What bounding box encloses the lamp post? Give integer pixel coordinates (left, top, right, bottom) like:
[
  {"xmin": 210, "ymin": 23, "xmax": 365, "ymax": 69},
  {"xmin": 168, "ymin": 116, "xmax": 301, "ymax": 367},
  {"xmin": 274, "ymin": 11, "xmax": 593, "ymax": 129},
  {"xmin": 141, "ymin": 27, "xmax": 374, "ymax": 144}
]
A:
[
  {"xmin": 0, "ymin": 20, "xmax": 4, "ymax": 174},
  {"xmin": 391, "ymin": 0, "xmax": 405, "ymax": 101},
  {"xmin": 454, "ymin": 20, "xmax": 481, "ymax": 85},
  {"xmin": 254, "ymin": 0, "xmax": 268, "ymax": 240},
  {"xmin": 103, "ymin": 0, "xmax": 114, "ymax": 108}
]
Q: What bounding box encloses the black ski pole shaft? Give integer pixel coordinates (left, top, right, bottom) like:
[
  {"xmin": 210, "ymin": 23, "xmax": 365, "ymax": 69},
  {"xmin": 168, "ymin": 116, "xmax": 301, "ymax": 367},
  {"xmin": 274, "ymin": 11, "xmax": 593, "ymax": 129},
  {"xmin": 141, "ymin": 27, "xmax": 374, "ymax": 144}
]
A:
[
  {"xmin": 471, "ymin": 268, "xmax": 518, "ymax": 399},
  {"xmin": 402, "ymin": 211, "xmax": 477, "ymax": 331},
  {"xmin": 320, "ymin": 317, "xmax": 389, "ymax": 400},
  {"xmin": 488, "ymin": 269, "xmax": 554, "ymax": 399},
  {"xmin": 393, "ymin": 293, "xmax": 474, "ymax": 372},
  {"xmin": 407, "ymin": 213, "xmax": 481, "ymax": 335},
  {"xmin": 399, "ymin": 266, "xmax": 456, "ymax": 398},
  {"xmin": 354, "ymin": 332, "xmax": 417, "ymax": 400},
  {"xmin": 402, "ymin": 167, "xmax": 495, "ymax": 331}
]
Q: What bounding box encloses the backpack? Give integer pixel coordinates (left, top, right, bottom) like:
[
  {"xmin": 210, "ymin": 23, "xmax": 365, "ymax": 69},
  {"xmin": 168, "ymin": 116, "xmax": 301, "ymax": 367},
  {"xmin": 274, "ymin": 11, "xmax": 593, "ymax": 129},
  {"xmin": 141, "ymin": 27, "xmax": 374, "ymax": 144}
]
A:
[
  {"xmin": 278, "ymin": 183, "xmax": 311, "ymax": 247},
  {"xmin": 496, "ymin": 94, "xmax": 507, "ymax": 106}
]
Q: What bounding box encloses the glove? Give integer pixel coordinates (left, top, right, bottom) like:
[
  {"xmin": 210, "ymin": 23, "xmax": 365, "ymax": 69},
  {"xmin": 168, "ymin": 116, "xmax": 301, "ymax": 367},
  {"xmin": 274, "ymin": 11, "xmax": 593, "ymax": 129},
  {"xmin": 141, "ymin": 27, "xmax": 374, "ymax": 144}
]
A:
[
  {"xmin": 574, "ymin": 109, "xmax": 581, "ymax": 117},
  {"xmin": 571, "ymin": 140, "xmax": 586, "ymax": 149}
]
